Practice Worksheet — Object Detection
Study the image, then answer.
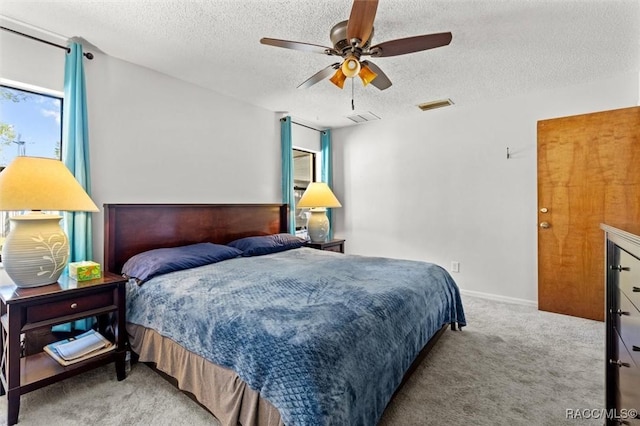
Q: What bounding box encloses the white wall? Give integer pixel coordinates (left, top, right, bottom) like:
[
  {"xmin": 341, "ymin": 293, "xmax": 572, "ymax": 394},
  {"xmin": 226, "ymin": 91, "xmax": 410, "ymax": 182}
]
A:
[
  {"xmin": 0, "ymin": 19, "xmax": 64, "ymax": 91},
  {"xmin": 86, "ymin": 53, "xmax": 281, "ymax": 262},
  {"xmin": 332, "ymin": 71, "xmax": 639, "ymax": 304},
  {"xmin": 292, "ymin": 122, "xmax": 321, "ymax": 153},
  {"xmin": 1, "ymin": 27, "xmax": 281, "ymax": 265}
]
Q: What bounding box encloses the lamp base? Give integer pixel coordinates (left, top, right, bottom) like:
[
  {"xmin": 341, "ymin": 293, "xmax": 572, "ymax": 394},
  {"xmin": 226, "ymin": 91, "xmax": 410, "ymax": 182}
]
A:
[
  {"xmin": 2, "ymin": 212, "xmax": 69, "ymax": 287},
  {"xmin": 306, "ymin": 209, "xmax": 330, "ymax": 243}
]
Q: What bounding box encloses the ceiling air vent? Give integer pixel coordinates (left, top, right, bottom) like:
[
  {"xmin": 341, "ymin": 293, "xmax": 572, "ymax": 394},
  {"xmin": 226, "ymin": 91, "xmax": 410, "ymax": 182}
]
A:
[
  {"xmin": 346, "ymin": 111, "xmax": 381, "ymax": 123},
  {"xmin": 418, "ymin": 98, "xmax": 454, "ymax": 111}
]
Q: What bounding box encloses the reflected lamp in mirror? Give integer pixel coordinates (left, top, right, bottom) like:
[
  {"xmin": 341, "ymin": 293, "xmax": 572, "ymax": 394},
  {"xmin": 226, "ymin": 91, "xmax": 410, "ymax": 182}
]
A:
[
  {"xmin": 296, "ymin": 182, "xmax": 342, "ymax": 243},
  {"xmin": 0, "ymin": 157, "xmax": 99, "ymax": 287}
]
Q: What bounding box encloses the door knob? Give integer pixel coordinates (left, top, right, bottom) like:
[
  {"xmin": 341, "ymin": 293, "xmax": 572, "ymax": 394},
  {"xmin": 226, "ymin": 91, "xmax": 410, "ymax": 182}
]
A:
[
  {"xmin": 539, "ymin": 222, "xmax": 550, "ymax": 229},
  {"xmin": 540, "ymin": 208, "xmax": 548, "ymax": 213}
]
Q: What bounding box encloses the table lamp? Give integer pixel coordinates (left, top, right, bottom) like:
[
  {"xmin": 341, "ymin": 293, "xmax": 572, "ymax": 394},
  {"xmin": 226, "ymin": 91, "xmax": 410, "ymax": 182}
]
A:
[
  {"xmin": 0, "ymin": 156, "xmax": 99, "ymax": 287},
  {"xmin": 296, "ymin": 182, "xmax": 342, "ymax": 243}
]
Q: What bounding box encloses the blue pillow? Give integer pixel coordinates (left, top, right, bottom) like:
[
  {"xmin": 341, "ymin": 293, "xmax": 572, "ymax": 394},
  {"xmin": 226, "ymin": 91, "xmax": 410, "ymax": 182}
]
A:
[
  {"xmin": 122, "ymin": 242, "xmax": 242, "ymax": 283},
  {"xmin": 227, "ymin": 233, "xmax": 304, "ymax": 257}
]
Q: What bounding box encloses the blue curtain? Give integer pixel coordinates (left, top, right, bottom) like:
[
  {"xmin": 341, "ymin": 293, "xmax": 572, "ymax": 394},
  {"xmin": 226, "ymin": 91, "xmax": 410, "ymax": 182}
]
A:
[
  {"xmin": 320, "ymin": 130, "xmax": 334, "ymax": 240},
  {"xmin": 63, "ymin": 42, "xmax": 93, "ymax": 263},
  {"xmin": 55, "ymin": 42, "xmax": 94, "ymax": 333},
  {"xmin": 281, "ymin": 117, "xmax": 296, "ymax": 234}
]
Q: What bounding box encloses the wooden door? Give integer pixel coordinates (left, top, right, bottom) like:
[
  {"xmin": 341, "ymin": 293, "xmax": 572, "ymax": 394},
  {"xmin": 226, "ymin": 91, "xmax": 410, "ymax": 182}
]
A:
[{"xmin": 538, "ymin": 106, "xmax": 640, "ymax": 321}]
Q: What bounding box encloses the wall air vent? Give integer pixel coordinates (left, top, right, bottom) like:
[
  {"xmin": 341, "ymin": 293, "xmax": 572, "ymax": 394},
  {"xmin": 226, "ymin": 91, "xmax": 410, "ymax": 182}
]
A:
[
  {"xmin": 418, "ymin": 98, "xmax": 454, "ymax": 111},
  {"xmin": 346, "ymin": 111, "xmax": 381, "ymax": 123}
]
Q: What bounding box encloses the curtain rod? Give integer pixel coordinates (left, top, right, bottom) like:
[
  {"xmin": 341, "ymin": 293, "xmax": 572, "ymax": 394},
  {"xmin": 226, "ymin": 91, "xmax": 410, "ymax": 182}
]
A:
[
  {"xmin": 293, "ymin": 121, "xmax": 323, "ymax": 133},
  {"xmin": 280, "ymin": 117, "xmax": 327, "ymax": 134},
  {"xmin": 1, "ymin": 26, "xmax": 94, "ymax": 59}
]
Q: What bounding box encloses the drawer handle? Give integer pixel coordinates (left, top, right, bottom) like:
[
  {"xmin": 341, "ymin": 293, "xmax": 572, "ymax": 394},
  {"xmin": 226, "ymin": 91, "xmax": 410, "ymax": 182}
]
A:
[
  {"xmin": 633, "ymin": 346, "xmax": 639, "ymax": 352},
  {"xmin": 70, "ymin": 303, "xmax": 78, "ymax": 309},
  {"xmin": 633, "ymin": 286, "xmax": 640, "ymax": 293},
  {"xmin": 615, "ymin": 309, "xmax": 630, "ymax": 316},
  {"xmin": 609, "ymin": 359, "xmax": 630, "ymax": 368},
  {"xmin": 611, "ymin": 265, "xmax": 631, "ymax": 272}
]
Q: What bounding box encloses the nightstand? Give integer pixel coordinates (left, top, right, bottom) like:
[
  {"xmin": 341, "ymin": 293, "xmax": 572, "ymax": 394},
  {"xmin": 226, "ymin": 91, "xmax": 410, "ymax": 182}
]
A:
[
  {"xmin": 0, "ymin": 270, "xmax": 127, "ymax": 426},
  {"xmin": 303, "ymin": 238, "xmax": 345, "ymax": 253}
]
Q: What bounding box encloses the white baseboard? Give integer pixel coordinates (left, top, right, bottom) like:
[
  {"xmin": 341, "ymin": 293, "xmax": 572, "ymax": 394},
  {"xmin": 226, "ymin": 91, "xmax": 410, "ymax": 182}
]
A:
[{"xmin": 459, "ymin": 288, "xmax": 537, "ymax": 307}]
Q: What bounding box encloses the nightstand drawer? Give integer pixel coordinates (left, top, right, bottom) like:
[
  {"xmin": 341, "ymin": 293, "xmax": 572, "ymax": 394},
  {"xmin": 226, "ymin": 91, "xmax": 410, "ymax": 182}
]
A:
[{"xmin": 26, "ymin": 289, "xmax": 115, "ymax": 324}]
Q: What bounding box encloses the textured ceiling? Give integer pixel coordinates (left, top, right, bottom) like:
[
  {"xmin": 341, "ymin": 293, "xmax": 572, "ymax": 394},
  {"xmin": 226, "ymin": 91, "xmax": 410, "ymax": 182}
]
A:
[{"xmin": 0, "ymin": 0, "xmax": 638, "ymax": 129}]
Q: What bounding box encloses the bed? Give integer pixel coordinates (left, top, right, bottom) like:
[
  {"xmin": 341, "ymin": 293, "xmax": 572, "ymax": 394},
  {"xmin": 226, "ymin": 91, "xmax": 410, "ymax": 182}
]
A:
[{"xmin": 104, "ymin": 203, "xmax": 466, "ymax": 426}]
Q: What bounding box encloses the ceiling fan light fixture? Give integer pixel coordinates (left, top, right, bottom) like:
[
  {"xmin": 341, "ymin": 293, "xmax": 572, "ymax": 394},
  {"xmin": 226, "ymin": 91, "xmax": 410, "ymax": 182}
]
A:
[
  {"xmin": 260, "ymin": 0, "xmax": 452, "ymax": 92},
  {"xmin": 341, "ymin": 56, "xmax": 361, "ymax": 78},
  {"xmin": 358, "ymin": 64, "xmax": 377, "ymax": 86},
  {"xmin": 329, "ymin": 68, "xmax": 347, "ymax": 89}
]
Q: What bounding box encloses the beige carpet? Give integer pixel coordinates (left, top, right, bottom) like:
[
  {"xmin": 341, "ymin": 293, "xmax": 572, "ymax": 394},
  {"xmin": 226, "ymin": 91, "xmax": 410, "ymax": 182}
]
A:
[{"xmin": 0, "ymin": 295, "xmax": 604, "ymax": 426}]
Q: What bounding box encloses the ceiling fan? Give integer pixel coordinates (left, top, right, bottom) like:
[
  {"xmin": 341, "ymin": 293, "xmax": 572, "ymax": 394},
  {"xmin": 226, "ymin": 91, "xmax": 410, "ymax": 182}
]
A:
[{"xmin": 260, "ymin": 0, "xmax": 452, "ymax": 91}]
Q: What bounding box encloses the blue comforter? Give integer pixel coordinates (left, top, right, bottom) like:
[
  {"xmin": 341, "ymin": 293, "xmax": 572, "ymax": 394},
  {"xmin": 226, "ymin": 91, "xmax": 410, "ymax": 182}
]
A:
[{"xmin": 126, "ymin": 247, "xmax": 466, "ymax": 426}]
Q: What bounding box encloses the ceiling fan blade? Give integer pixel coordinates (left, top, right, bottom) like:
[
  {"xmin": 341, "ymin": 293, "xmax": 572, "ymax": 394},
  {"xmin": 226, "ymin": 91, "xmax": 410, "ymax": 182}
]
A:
[
  {"xmin": 360, "ymin": 60, "xmax": 391, "ymax": 90},
  {"xmin": 346, "ymin": 0, "xmax": 379, "ymax": 46},
  {"xmin": 297, "ymin": 63, "xmax": 341, "ymax": 89},
  {"xmin": 260, "ymin": 38, "xmax": 335, "ymax": 55},
  {"xmin": 370, "ymin": 32, "xmax": 452, "ymax": 57}
]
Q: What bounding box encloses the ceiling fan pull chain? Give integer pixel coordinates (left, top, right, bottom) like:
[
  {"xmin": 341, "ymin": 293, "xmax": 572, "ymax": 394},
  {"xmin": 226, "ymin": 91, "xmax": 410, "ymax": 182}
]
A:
[{"xmin": 351, "ymin": 78, "xmax": 355, "ymax": 111}]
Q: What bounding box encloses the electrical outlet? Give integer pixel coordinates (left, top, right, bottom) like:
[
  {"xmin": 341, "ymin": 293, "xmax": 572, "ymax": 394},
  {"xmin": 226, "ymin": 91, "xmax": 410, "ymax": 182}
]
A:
[{"xmin": 451, "ymin": 261, "xmax": 460, "ymax": 273}]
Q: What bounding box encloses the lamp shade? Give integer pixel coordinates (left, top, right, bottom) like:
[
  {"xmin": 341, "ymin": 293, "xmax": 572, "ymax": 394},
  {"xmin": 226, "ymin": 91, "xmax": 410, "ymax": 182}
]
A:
[
  {"xmin": 359, "ymin": 63, "xmax": 378, "ymax": 86},
  {"xmin": 329, "ymin": 68, "xmax": 347, "ymax": 89},
  {"xmin": 296, "ymin": 182, "xmax": 342, "ymax": 209},
  {"xmin": 0, "ymin": 156, "xmax": 98, "ymax": 212}
]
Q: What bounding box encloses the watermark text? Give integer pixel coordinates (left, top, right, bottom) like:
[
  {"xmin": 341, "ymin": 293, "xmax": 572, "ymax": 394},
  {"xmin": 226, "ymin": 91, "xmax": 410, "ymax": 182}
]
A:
[{"xmin": 566, "ymin": 408, "xmax": 638, "ymax": 421}]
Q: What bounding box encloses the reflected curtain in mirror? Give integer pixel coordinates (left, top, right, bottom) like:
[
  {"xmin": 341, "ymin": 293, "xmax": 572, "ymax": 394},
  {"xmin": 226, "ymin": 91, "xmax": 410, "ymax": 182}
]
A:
[{"xmin": 281, "ymin": 116, "xmax": 296, "ymax": 234}]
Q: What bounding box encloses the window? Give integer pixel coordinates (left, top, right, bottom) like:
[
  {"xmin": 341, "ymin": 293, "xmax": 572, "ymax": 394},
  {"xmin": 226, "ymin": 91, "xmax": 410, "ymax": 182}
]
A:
[
  {"xmin": 293, "ymin": 149, "xmax": 316, "ymax": 236},
  {"xmin": 0, "ymin": 84, "xmax": 63, "ymax": 246},
  {"xmin": 0, "ymin": 85, "xmax": 62, "ymax": 164}
]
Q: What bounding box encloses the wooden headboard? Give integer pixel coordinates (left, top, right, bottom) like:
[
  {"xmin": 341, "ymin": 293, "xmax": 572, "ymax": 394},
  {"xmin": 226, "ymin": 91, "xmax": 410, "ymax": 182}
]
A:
[{"xmin": 104, "ymin": 203, "xmax": 289, "ymax": 274}]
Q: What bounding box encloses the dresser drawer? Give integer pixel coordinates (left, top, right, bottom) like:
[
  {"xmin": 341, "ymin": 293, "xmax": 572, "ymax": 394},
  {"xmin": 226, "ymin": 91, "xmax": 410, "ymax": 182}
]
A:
[
  {"xmin": 25, "ymin": 289, "xmax": 115, "ymax": 325},
  {"xmin": 619, "ymin": 292, "xmax": 640, "ymax": 367},
  {"xmin": 614, "ymin": 331, "xmax": 640, "ymax": 416},
  {"xmin": 619, "ymin": 249, "xmax": 640, "ymax": 310}
]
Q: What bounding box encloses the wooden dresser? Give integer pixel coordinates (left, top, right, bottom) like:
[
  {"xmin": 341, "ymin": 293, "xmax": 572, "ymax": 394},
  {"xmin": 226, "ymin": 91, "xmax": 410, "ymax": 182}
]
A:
[{"xmin": 602, "ymin": 224, "xmax": 640, "ymax": 425}]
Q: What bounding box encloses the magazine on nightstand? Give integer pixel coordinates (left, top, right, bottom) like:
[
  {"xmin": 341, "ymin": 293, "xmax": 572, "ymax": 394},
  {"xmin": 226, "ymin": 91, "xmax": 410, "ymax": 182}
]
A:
[{"xmin": 44, "ymin": 329, "xmax": 115, "ymax": 366}]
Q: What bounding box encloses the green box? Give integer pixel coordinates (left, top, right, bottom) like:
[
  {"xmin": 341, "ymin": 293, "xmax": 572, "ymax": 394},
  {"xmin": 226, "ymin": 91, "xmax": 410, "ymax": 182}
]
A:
[{"xmin": 69, "ymin": 261, "xmax": 102, "ymax": 281}]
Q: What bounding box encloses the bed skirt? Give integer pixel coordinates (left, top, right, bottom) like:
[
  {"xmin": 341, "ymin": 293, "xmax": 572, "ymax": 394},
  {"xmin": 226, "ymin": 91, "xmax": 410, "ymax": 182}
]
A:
[{"xmin": 127, "ymin": 324, "xmax": 284, "ymax": 426}]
